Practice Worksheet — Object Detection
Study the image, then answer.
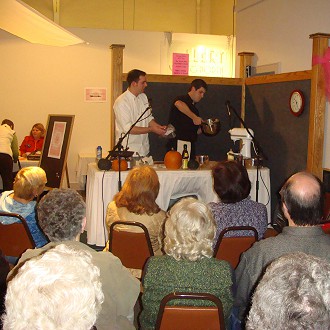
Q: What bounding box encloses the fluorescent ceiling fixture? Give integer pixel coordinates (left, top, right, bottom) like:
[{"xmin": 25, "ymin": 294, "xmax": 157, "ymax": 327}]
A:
[{"xmin": 0, "ymin": 0, "xmax": 84, "ymax": 47}]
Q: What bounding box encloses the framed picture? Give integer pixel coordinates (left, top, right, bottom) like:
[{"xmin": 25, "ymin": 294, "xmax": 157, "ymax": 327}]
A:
[{"xmin": 40, "ymin": 115, "xmax": 75, "ymax": 188}]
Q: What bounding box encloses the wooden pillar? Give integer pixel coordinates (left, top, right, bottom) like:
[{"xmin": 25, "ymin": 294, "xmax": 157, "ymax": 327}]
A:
[
  {"xmin": 307, "ymin": 33, "xmax": 330, "ymax": 178},
  {"xmin": 238, "ymin": 52, "xmax": 254, "ymax": 121},
  {"xmin": 110, "ymin": 44, "xmax": 125, "ymax": 149}
]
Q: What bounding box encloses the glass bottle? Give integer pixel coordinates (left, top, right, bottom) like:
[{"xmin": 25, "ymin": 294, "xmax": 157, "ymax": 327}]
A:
[{"xmin": 182, "ymin": 144, "xmax": 189, "ymax": 169}]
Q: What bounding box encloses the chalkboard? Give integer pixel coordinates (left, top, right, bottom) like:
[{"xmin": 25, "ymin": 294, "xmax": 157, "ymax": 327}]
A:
[{"xmin": 40, "ymin": 115, "xmax": 75, "ymax": 188}]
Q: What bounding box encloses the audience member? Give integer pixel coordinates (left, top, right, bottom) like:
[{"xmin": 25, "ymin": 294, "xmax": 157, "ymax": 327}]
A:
[
  {"xmin": 0, "ymin": 250, "xmax": 10, "ymax": 328},
  {"xmin": 2, "ymin": 244, "xmax": 104, "ymax": 330},
  {"xmin": 9, "ymin": 188, "xmax": 140, "ymax": 330},
  {"xmin": 0, "ymin": 166, "xmax": 48, "ymax": 249},
  {"xmin": 209, "ymin": 161, "xmax": 267, "ymax": 245},
  {"xmin": 235, "ymin": 171, "xmax": 330, "ymax": 324},
  {"xmin": 0, "ymin": 120, "xmax": 19, "ymax": 191},
  {"xmin": 246, "ymin": 252, "xmax": 330, "ymax": 330},
  {"xmin": 19, "ymin": 123, "xmax": 45, "ymax": 157},
  {"xmin": 140, "ymin": 198, "xmax": 234, "ymax": 329},
  {"xmin": 105, "ymin": 165, "xmax": 166, "ymax": 255}
]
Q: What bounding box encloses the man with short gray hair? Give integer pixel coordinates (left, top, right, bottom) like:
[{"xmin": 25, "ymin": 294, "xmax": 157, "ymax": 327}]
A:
[{"xmin": 246, "ymin": 252, "xmax": 330, "ymax": 329}]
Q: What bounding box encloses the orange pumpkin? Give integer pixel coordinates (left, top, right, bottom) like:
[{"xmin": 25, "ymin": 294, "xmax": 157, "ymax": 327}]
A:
[
  {"xmin": 164, "ymin": 149, "xmax": 182, "ymax": 169},
  {"xmin": 112, "ymin": 159, "xmax": 128, "ymax": 171}
]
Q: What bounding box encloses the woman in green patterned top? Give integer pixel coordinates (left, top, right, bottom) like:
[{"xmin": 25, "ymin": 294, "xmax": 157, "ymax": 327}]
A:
[{"xmin": 140, "ymin": 197, "xmax": 234, "ymax": 329}]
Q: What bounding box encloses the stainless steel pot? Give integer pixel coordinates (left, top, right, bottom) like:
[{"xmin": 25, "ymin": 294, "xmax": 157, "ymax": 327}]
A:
[{"xmin": 201, "ymin": 118, "xmax": 221, "ymax": 136}]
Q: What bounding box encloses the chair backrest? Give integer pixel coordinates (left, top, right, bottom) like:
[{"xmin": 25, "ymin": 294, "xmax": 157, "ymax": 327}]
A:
[
  {"xmin": 155, "ymin": 292, "xmax": 225, "ymax": 330},
  {"xmin": 213, "ymin": 226, "xmax": 258, "ymax": 269},
  {"xmin": 109, "ymin": 221, "xmax": 154, "ymax": 270},
  {"xmin": 263, "ymin": 227, "xmax": 279, "ymax": 238},
  {"xmin": 0, "ymin": 212, "xmax": 35, "ymax": 257}
]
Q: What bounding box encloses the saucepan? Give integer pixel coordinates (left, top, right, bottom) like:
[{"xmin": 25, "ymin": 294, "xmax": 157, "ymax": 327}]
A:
[{"xmin": 201, "ymin": 118, "xmax": 221, "ymax": 136}]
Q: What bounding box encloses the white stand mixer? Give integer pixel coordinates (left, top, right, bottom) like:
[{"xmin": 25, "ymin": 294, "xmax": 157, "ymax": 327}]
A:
[{"xmin": 229, "ymin": 128, "xmax": 254, "ymax": 158}]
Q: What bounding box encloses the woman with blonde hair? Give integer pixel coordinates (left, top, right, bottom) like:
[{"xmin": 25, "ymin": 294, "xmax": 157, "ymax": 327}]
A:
[
  {"xmin": 0, "ymin": 166, "xmax": 48, "ymax": 249},
  {"xmin": 140, "ymin": 198, "xmax": 234, "ymax": 329},
  {"xmin": 19, "ymin": 123, "xmax": 45, "ymax": 157},
  {"xmin": 105, "ymin": 165, "xmax": 165, "ymax": 255}
]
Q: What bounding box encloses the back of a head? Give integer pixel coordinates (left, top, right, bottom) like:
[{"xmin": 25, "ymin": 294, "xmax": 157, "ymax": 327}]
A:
[
  {"xmin": 127, "ymin": 69, "xmax": 146, "ymax": 86},
  {"xmin": 212, "ymin": 160, "xmax": 251, "ymax": 203},
  {"xmin": 2, "ymin": 244, "xmax": 104, "ymax": 330},
  {"xmin": 37, "ymin": 188, "xmax": 86, "ymax": 241},
  {"xmin": 13, "ymin": 167, "xmax": 47, "ymax": 200},
  {"xmin": 280, "ymin": 171, "xmax": 323, "ymax": 226},
  {"xmin": 247, "ymin": 252, "xmax": 330, "ymax": 329},
  {"xmin": 115, "ymin": 165, "xmax": 160, "ymax": 214},
  {"xmin": 1, "ymin": 119, "xmax": 14, "ymax": 130},
  {"xmin": 164, "ymin": 197, "xmax": 216, "ymax": 261}
]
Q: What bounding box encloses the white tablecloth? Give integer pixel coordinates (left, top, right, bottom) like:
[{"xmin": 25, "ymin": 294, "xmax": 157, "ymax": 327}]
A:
[
  {"xmin": 86, "ymin": 163, "xmax": 271, "ymax": 246},
  {"xmin": 75, "ymin": 153, "xmax": 96, "ymax": 188},
  {"xmin": 0, "ymin": 158, "xmax": 39, "ymax": 189}
]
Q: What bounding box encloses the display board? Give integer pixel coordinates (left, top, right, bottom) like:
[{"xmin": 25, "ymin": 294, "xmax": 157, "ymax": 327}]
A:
[{"xmin": 40, "ymin": 115, "xmax": 75, "ymax": 188}]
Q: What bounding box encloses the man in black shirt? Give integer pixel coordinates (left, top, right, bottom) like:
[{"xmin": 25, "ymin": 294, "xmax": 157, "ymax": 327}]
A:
[{"xmin": 167, "ymin": 79, "xmax": 207, "ymax": 158}]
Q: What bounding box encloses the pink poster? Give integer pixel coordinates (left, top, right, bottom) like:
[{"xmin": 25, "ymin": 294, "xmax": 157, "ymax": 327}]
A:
[
  {"xmin": 48, "ymin": 121, "xmax": 66, "ymax": 159},
  {"xmin": 172, "ymin": 53, "xmax": 189, "ymax": 75}
]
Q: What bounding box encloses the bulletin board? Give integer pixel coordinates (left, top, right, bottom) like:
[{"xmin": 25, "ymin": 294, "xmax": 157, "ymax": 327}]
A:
[{"xmin": 39, "ymin": 115, "xmax": 75, "ymax": 188}]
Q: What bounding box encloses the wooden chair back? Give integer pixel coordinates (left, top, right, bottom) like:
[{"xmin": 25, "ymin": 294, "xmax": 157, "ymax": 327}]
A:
[
  {"xmin": 0, "ymin": 212, "xmax": 35, "ymax": 257},
  {"xmin": 155, "ymin": 292, "xmax": 225, "ymax": 330},
  {"xmin": 109, "ymin": 221, "xmax": 154, "ymax": 270},
  {"xmin": 263, "ymin": 227, "xmax": 279, "ymax": 238},
  {"xmin": 213, "ymin": 226, "xmax": 258, "ymax": 269}
]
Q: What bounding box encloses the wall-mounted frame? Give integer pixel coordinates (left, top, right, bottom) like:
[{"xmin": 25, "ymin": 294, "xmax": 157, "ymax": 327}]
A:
[{"xmin": 40, "ymin": 115, "xmax": 75, "ymax": 188}]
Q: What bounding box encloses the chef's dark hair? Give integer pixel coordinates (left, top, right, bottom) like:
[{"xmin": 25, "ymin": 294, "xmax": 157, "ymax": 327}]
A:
[
  {"xmin": 127, "ymin": 69, "xmax": 146, "ymax": 86},
  {"xmin": 189, "ymin": 79, "xmax": 208, "ymax": 92}
]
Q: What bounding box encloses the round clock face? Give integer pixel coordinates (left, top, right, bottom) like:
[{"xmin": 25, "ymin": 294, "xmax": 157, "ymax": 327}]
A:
[{"xmin": 289, "ymin": 90, "xmax": 304, "ymax": 116}]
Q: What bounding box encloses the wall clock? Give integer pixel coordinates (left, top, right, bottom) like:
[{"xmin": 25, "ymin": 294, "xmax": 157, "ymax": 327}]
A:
[{"xmin": 289, "ymin": 90, "xmax": 304, "ymax": 116}]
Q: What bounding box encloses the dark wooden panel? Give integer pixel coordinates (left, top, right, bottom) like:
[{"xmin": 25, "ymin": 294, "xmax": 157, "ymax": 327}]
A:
[{"xmin": 245, "ymin": 80, "xmax": 311, "ymax": 217}]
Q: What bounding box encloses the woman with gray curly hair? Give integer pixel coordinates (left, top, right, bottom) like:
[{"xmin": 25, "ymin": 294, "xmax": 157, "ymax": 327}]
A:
[
  {"xmin": 2, "ymin": 244, "xmax": 104, "ymax": 330},
  {"xmin": 139, "ymin": 197, "xmax": 234, "ymax": 329},
  {"xmin": 246, "ymin": 252, "xmax": 330, "ymax": 330}
]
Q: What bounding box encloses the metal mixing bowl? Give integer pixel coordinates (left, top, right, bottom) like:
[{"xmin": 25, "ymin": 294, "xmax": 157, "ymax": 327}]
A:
[
  {"xmin": 201, "ymin": 118, "xmax": 221, "ymax": 136},
  {"xmin": 195, "ymin": 155, "xmax": 209, "ymax": 166}
]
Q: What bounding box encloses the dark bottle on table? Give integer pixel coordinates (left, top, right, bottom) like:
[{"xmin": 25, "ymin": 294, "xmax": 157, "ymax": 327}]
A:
[{"xmin": 182, "ymin": 144, "xmax": 189, "ymax": 169}]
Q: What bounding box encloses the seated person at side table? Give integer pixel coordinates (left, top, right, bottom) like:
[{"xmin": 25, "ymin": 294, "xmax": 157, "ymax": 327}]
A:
[
  {"xmin": 0, "ymin": 166, "xmax": 48, "ymax": 249},
  {"xmin": 3, "ymin": 244, "xmax": 104, "ymax": 330},
  {"xmin": 105, "ymin": 165, "xmax": 166, "ymax": 256},
  {"xmin": 19, "ymin": 123, "xmax": 45, "ymax": 158},
  {"xmin": 246, "ymin": 252, "xmax": 330, "ymax": 329},
  {"xmin": 140, "ymin": 198, "xmax": 234, "ymax": 329},
  {"xmin": 9, "ymin": 188, "xmax": 140, "ymax": 330},
  {"xmin": 235, "ymin": 171, "xmax": 330, "ymax": 325},
  {"xmin": 209, "ymin": 160, "xmax": 268, "ymax": 245}
]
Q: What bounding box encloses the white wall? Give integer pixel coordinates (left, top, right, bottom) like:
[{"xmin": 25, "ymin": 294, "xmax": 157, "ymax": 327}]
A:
[
  {"xmin": 236, "ymin": 0, "xmax": 330, "ymax": 169},
  {"xmin": 0, "ymin": 28, "xmax": 167, "ymax": 189}
]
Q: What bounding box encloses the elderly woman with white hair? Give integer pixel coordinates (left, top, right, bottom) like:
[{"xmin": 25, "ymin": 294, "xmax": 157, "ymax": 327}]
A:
[
  {"xmin": 2, "ymin": 244, "xmax": 104, "ymax": 330},
  {"xmin": 139, "ymin": 197, "xmax": 234, "ymax": 329}
]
